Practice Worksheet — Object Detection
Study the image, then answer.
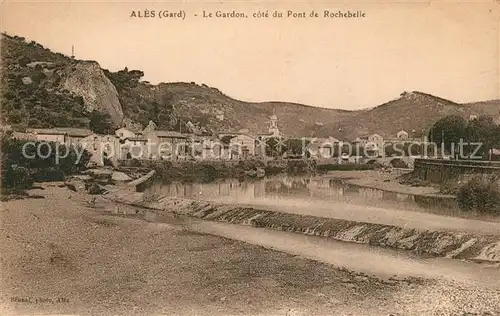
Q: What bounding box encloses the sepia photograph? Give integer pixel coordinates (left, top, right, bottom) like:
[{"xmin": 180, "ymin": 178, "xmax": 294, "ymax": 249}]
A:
[{"xmin": 1, "ymin": 1, "xmax": 499, "ymax": 315}]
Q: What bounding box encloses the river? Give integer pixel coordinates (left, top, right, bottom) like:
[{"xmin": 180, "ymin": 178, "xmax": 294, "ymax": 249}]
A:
[
  {"xmin": 146, "ymin": 175, "xmax": 500, "ymax": 223},
  {"xmin": 138, "ymin": 175, "xmax": 500, "ymax": 288}
]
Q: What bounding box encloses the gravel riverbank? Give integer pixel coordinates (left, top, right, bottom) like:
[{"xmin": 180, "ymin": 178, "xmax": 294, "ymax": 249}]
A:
[{"xmin": 1, "ymin": 185, "xmax": 499, "ymax": 315}]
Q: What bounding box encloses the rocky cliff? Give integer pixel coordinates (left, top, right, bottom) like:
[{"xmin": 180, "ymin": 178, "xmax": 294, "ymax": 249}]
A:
[
  {"xmin": 62, "ymin": 61, "xmax": 124, "ymax": 125},
  {"xmin": 1, "ymin": 33, "xmax": 124, "ymax": 129}
]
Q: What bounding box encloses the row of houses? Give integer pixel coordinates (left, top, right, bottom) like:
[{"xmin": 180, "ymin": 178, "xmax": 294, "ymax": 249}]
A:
[
  {"xmin": 6, "ymin": 110, "xmax": 429, "ymax": 164},
  {"xmin": 353, "ymin": 130, "xmax": 418, "ymax": 153},
  {"xmin": 9, "ymin": 116, "xmax": 285, "ymax": 164}
]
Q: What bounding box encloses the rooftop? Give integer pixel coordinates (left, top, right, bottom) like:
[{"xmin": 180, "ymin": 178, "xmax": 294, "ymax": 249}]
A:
[
  {"xmin": 155, "ymin": 130, "xmax": 186, "ymax": 138},
  {"xmin": 126, "ymin": 136, "xmax": 148, "ymax": 142},
  {"xmin": 26, "ymin": 127, "xmax": 94, "ymax": 137}
]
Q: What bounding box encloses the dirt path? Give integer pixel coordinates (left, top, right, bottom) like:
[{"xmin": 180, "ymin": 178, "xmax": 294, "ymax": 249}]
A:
[{"xmin": 1, "ymin": 186, "xmax": 499, "ymax": 315}]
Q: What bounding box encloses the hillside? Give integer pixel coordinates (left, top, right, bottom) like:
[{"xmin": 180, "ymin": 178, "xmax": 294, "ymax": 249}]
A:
[
  {"xmin": 1, "ymin": 33, "xmax": 352, "ymax": 136},
  {"xmin": 1, "ymin": 34, "xmax": 88, "ymax": 128},
  {"xmin": 1, "ymin": 33, "xmax": 124, "ymax": 128},
  {"xmin": 102, "ymin": 70, "xmax": 353, "ymax": 136},
  {"xmin": 139, "ymin": 82, "xmax": 353, "ymax": 136},
  {"xmin": 1, "ymin": 33, "xmax": 498, "ymax": 139},
  {"xmin": 312, "ymin": 91, "xmax": 500, "ymax": 140}
]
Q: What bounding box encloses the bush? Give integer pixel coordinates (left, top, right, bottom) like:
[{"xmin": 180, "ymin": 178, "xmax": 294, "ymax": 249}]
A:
[
  {"xmin": 457, "ymin": 177, "xmax": 500, "ymax": 215},
  {"xmin": 1, "ymin": 166, "xmax": 34, "ymax": 193},
  {"xmin": 199, "ymin": 164, "xmax": 218, "ymax": 182},
  {"xmin": 389, "ymin": 158, "xmax": 409, "ymax": 169},
  {"xmin": 1, "ymin": 136, "xmax": 90, "ymax": 192}
]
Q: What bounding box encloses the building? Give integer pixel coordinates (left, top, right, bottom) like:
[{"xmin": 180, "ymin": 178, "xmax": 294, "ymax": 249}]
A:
[
  {"xmin": 355, "ymin": 134, "xmax": 383, "ymax": 146},
  {"xmin": 269, "ymin": 112, "xmax": 280, "ymax": 137},
  {"xmin": 135, "ymin": 121, "xmax": 188, "ymax": 160},
  {"xmin": 122, "ymin": 135, "xmax": 149, "ymax": 159},
  {"xmin": 229, "ymin": 133, "xmax": 256, "ymax": 159},
  {"xmin": 115, "ymin": 127, "xmax": 138, "ymax": 139},
  {"xmin": 25, "ymin": 127, "xmax": 93, "ymax": 145},
  {"xmin": 62, "ymin": 128, "xmax": 94, "ymax": 146},
  {"xmin": 157, "ymin": 131, "xmax": 187, "ymax": 160},
  {"xmin": 306, "ymin": 137, "xmax": 342, "ymax": 159},
  {"xmin": 81, "ymin": 133, "xmax": 120, "ymax": 165},
  {"xmin": 217, "ymin": 132, "xmax": 257, "ymax": 160},
  {"xmin": 257, "ymin": 112, "xmax": 283, "ymax": 140},
  {"xmin": 215, "ymin": 110, "xmax": 224, "ymax": 121},
  {"xmin": 354, "ymin": 133, "xmax": 384, "ymax": 155},
  {"xmin": 25, "ymin": 128, "xmax": 68, "ymax": 143},
  {"xmin": 396, "ymin": 130, "xmax": 409, "ymax": 140},
  {"xmin": 201, "ymin": 136, "xmax": 222, "ymax": 160}
]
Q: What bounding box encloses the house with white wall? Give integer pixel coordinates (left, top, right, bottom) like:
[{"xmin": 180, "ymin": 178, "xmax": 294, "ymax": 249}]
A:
[
  {"xmin": 25, "ymin": 127, "xmax": 93, "ymax": 145},
  {"xmin": 115, "ymin": 127, "xmax": 137, "ymax": 140},
  {"xmin": 396, "ymin": 130, "xmax": 409, "ymax": 140},
  {"xmin": 25, "ymin": 128, "xmax": 67, "ymax": 143}
]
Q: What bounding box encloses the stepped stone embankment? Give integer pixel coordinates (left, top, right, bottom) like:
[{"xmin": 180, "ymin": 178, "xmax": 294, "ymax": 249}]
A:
[{"xmin": 104, "ymin": 191, "xmax": 500, "ymax": 263}]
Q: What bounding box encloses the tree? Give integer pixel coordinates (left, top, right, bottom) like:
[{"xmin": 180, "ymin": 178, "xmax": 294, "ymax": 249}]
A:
[
  {"xmin": 265, "ymin": 137, "xmax": 287, "ymax": 158},
  {"xmin": 428, "ymin": 115, "xmax": 467, "ymax": 155},
  {"xmin": 89, "ymin": 111, "xmax": 116, "ymax": 135},
  {"xmin": 285, "ymin": 138, "xmax": 310, "ymax": 156},
  {"xmin": 466, "ymin": 115, "xmax": 500, "ymax": 160}
]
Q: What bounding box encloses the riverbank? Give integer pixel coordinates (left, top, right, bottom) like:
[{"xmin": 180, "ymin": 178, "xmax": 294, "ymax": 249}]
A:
[
  {"xmin": 105, "ymin": 189, "xmax": 500, "ymax": 263},
  {"xmin": 2, "ymin": 185, "xmax": 500, "ymax": 315},
  {"xmin": 325, "ymin": 170, "xmax": 443, "ymax": 196},
  {"xmin": 0, "ymin": 185, "xmax": 394, "ymax": 315}
]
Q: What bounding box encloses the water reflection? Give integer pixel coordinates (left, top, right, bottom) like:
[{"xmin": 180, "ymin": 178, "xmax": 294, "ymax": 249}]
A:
[{"xmin": 147, "ymin": 175, "xmax": 459, "ymax": 213}]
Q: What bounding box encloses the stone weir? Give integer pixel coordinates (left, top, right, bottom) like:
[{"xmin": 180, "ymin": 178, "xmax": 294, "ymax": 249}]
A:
[{"xmin": 104, "ymin": 191, "xmax": 500, "ymax": 263}]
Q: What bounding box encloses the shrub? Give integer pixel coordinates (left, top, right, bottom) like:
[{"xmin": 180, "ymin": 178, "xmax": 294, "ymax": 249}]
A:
[
  {"xmin": 200, "ymin": 164, "xmax": 218, "ymax": 182},
  {"xmin": 1, "ymin": 136, "xmax": 90, "ymax": 192},
  {"xmin": 456, "ymin": 177, "xmax": 500, "ymax": 215},
  {"xmin": 389, "ymin": 158, "xmax": 409, "ymax": 169},
  {"xmin": 1, "ymin": 166, "xmax": 34, "ymax": 193}
]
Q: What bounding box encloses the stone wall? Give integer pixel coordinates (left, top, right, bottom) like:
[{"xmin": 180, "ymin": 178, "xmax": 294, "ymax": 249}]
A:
[{"xmin": 413, "ymin": 159, "xmax": 500, "ymax": 184}]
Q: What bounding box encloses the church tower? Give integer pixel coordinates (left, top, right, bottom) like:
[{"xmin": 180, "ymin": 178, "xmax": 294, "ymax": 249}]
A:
[
  {"xmin": 269, "ymin": 110, "xmax": 280, "ymax": 136},
  {"xmin": 143, "ymin": 120, "xmax": 157, "ymax": 134}
]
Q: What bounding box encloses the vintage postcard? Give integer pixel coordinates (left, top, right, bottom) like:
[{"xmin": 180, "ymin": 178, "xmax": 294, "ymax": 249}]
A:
[{"xmin": 1, "ymin": 0, "xmax": 499, "ymax": 315}]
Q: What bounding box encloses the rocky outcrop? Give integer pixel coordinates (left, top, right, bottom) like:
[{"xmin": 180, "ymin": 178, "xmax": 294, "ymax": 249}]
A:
[{"xmin": 61, "ymin": 61, "xmax": 124, "ymax": 125}]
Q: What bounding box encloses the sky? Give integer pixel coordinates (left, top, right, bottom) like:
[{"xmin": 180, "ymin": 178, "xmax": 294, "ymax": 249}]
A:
[{"xmin": 2, "ymin": 0, "xmax": 500, "ymax": 110}]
